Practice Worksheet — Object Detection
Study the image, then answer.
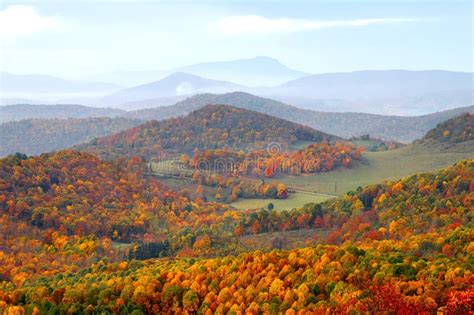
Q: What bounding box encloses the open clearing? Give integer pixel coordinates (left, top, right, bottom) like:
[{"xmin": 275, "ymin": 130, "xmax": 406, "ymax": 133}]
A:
[
  {"xmin": 231, "ymin": 192, "xmax": 331, "ymax": 211},
  {"xmin": 272, "ymin": 140, "xmax": 474, "ymax": 195}
]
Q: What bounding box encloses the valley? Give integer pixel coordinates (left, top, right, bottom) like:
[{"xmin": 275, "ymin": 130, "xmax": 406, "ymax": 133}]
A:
[
  {"xmin": 0, "ymin": 101, "xmax": 472, "ymax": 314},
  {"xmin": 1, "ymin": 8, "xmax": 473, "ymax": 312},
  {"xmin": 145, "ymin": 125, "xmax": 474, "ymax": 212}
]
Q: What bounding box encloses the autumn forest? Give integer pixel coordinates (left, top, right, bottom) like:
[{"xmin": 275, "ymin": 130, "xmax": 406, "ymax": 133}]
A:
[{"xmin": 0, "ymin": 101, "xmax": 471, "ymax": 315}]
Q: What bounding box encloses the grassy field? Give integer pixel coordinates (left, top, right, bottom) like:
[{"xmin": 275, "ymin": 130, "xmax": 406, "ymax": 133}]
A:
[
  {"xmin": 350, "ymin": 139, "xmax": 404, "ymax": 151},
  {"xmin": 112, "ymin": 241, "xmax": 133, "ymax": 250},
  {"xmin": 150, "ymin": 140, "xmax": 473, "ymax": 206},
  {"xmin": 271, "ymin": 140, "xmax": 474, "ymax": 196},
  {"xmin": 289, "ymin": 140, "xmax": 315, "ymax": 150},
  {"xmin": 231, "ymin": 192, "xmax": 331, "ymax": 211},
  {"xmin": 159, "ymin": 177, "xmax": 332, "ymax": 209},
  {"xmin": 149, "ymin": 159, "xmax": 191, "ymax": 175}
]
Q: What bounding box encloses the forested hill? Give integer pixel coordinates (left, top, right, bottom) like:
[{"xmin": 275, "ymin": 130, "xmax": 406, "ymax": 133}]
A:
[
  {"xmin": 423, "ymin": 113, "xmax": 473, "ymax": 143},
  {"xmin": 0, "ymin": 149, "xmax": 234, "ymax": 281},
  {"xmin": 3, "ymin": 95, "xmax": 473, "ymax": 143},
  {"xmin": 80, "ymin": 104, "xmax": 338, "ymax": 159},
  {"xmin": 125, "ymin": 92, "xmax": 474, "ymax": 142},
  {"xmin": 0, "ymin": 117, "xmax": 141, "ymax": 157}
]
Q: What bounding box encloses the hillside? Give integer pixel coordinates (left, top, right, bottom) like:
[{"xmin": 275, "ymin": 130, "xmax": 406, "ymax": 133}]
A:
[
  {"xmin": 0, "ymin": 158, "xmax": 472, "ymax": 313},
  {"xmin": 423, "ymin": 113, "xmax": 473, "ymax": 143},
  {"xmin": 3, "ymin": 95, "xmax": 472, "ymax": 143},
  {"xmin": 0, "ymin": 104, "xmax": 125, "ymax": 123},
  {"xmin": 126, "ymin": 92, "xmax": 474, "ymax": 142},
  {"xmin": 349, "ymin": 135, "xmax": 404, "ymax": 152},
  {"xmin": 0, "ymin": 117, "xmax": 142, "ymax": 157},
  {"xmin": 82, "ymin": 104, "xmax": 337, "ymax": 159},
  {"xmin": 0, "ymin": 150, "xmax": 238, "ymax": 281},
  {"xmin": 126, "ymin": 92, "xmax": 296, "ymax": 121},
  {"xmin": 272, "ymin": 138, "xmax": 474, "ymax": 197}
]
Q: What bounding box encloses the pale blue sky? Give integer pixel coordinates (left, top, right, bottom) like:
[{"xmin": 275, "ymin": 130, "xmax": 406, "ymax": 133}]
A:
[{"xmin": 1, "ymin": 0, "xmax": 472, "ymax": 77}]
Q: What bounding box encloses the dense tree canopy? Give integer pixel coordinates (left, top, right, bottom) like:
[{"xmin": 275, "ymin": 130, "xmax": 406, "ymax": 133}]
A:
[
  {"xmin": 0, "ymin": 117, "xmax": 141, "ymax": 157},
  {"xmin": 423, "ymin": 113, "xmax": 473, "ymax": 143},
  {"xmin": 80, "ymin": 105, "xmax": 337, "ymax": 159},
  {"xmin": 0, "ymin": 150, "xmax": 472, "ymax": 313},
  {"xmin": 187, "ymin": 142, "xmax": 362, "ymax": 178}
]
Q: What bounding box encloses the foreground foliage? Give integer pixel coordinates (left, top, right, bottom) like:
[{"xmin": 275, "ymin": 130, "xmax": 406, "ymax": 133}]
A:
[
  {"xmin": 0, "ymin": 151, "xmax": 472, "ymax": 314},
  {"xmin": 0, "ymin": 238, "xmax": 472, "ymax": 314}
]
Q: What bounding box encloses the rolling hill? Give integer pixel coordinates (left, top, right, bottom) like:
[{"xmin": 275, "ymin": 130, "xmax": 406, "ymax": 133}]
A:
[
  {"xmin": 0, "ymin": 117, "xmax": 142, "ymax": 157},
  {"xmin": 3, "ymin": 94, "xmax": 473, "ymax": 144},
  {"xmin": 126, "ymin": 92, "xmax": 474, "ymax": 142},
  {"xmin": 5, "ymin": 68, "xmax": 472, "ymax": 116},
  {"xmin": 270, "ymin": 115, "xmax": 474, "ymax": 197},
  {"xmin": 0, "ymin": 149, "xmax": 233, "ymax": 281},
  {"xmin": 80, "ymin": 104, "xmax": 337, "ymax": 159},
  {"xmin": 422, "ymin": 113, "xmax": 473, "ymax": 143}
]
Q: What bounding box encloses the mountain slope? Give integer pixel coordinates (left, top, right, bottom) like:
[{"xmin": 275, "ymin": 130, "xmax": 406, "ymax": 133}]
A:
[
  {"xmin": 0, "ymin": 117, "xmax": 142, "ymax": 157},
  {"xmin": 126, "ymin": 92, "xmax": 474, "ymax": 142},
  {"xmin": 100, "ymin": 72, "xmax": 243, "ymax": 106},
  {"xmin": 0, "ymin": 158, "xmax": 472, "ymax": 313},
  {"xmin": 81, "ymin": 104, "xmax": 337, "ymax": 159},
  {"xmin": 0, "ymin": 104, "xmax": 125, "ymax": 123},
  {"xmin": 0, "ymin": 149, "xmax": 236, "ymax": 281},
  {"xmin": 423, "ymin": 113, "xmax": 473, "ymax": 143}
]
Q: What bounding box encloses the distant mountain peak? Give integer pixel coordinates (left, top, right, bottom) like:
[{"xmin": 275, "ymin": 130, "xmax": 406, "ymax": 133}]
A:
[
  {"xmin": 101, "ymin": 72, "xmax": 242, "ymax": 105},
  {"xmin": 163, "ymin": 72, "xmax": 203, "ymax": 80},
  {"xmin": 139, "ymin": 72, "xmax": 238, "ymax": 87},
  {"xmin": 252, "ymin": 56, "xmax": 285, "ymax": 64},
  {"xmin": 178, "ymin": 56, "xmax": 308, "ymax": 87}
]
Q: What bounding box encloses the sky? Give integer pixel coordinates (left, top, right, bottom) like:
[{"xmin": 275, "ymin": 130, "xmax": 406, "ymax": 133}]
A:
[{"xmin": 0, "ymin": 0, "xmax": 472, "ymax": 78}]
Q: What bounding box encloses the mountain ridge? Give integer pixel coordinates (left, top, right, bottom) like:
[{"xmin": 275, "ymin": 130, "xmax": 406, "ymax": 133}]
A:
[
  {"xmin": 0, "ymin": 117, "xmax": 142, "ymax": 157},
  {"xmin": 271, "ymin": 69, "xmax": 474, "ymax": 114},
  {"xmin": 79, "ymin": 104, "xmax": 338, "ymax": 159},
  {"xmin": 100, "ymin": 72, "xmax": 243, "ymax": 105},
  {"xmin": 125, "ymin": 92, "xmax": 474, "ymax": 142},
  {"xmin": 84, "ymin": 56, "xmax": 308, "ymax": 87}
]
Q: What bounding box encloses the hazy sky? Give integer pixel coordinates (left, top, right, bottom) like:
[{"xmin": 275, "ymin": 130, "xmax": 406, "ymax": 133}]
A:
[{"xmin": 1, "ymin": 0, "xmax": 472, "ymax": 77}]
